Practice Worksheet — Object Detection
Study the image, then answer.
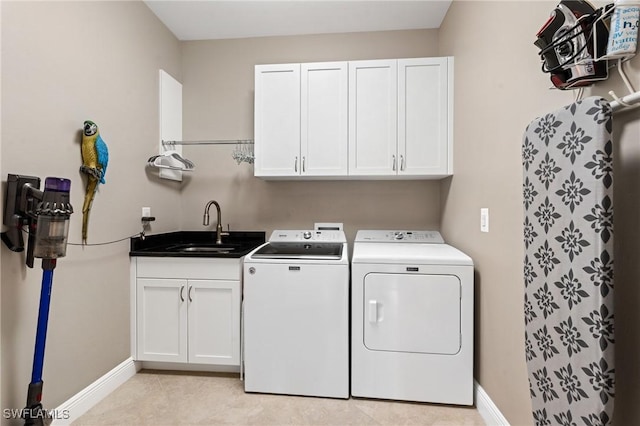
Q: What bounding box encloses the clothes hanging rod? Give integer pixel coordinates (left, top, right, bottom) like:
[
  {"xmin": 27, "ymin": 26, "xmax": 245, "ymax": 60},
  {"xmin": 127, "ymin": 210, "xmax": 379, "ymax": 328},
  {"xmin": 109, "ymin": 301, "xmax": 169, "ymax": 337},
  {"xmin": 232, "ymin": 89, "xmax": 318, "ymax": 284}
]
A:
[
  {"xmin": 610, "ymin": 90, "xmax": 640, "ymax": 113},
  {"xmin": 162, "ymin": 139, "xmax": 254, "ymax": 146},
  {"xmin": 609, "ymin": 58, "xmax": 639, "ymax": 113}
]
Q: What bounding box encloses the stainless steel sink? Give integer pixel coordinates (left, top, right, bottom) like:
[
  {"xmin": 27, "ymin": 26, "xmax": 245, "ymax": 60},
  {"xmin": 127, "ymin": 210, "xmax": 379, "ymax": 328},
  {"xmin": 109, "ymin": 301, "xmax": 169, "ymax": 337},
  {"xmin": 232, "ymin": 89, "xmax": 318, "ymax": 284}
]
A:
[
  {"xmin": 165, "ymin": 243, "xmax": 239, "ymax": 253},
  {"xmin": 179, "ymin": 246, "xmax": 236, "ymax": 253}
]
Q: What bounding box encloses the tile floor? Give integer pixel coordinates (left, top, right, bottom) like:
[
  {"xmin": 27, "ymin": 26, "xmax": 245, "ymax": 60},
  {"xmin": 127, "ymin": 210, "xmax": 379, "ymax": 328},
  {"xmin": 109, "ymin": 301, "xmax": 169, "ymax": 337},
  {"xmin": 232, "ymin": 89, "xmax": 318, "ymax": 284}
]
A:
[{"xmin": 73, "ymin": 370, "xmax": 486, "ymax": 425}]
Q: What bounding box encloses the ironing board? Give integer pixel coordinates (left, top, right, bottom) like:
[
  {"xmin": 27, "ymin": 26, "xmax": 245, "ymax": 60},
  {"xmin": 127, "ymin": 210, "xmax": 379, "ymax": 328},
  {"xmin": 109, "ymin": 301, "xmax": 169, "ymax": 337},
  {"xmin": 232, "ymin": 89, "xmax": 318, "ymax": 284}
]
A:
[{"xmin": 522, "ymin": 97, "xmax": 614, "ymax": 425}]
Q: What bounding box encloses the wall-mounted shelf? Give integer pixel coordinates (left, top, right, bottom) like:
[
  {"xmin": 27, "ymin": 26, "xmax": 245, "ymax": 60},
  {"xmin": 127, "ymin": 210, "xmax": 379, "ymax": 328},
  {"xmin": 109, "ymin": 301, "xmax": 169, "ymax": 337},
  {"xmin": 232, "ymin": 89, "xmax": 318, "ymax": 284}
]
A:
[{"xmin": 158, "ymin": 70, "xmax": 183, "ymax": 181}]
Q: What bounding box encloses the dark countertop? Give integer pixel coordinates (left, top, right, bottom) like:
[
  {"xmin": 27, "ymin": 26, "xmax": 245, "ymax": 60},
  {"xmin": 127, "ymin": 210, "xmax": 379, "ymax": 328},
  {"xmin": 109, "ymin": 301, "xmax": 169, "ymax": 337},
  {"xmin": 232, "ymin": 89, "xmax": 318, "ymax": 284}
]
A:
[{"xmin": 130, "ymin": 231, "xmax": 266, "ymax": 258}]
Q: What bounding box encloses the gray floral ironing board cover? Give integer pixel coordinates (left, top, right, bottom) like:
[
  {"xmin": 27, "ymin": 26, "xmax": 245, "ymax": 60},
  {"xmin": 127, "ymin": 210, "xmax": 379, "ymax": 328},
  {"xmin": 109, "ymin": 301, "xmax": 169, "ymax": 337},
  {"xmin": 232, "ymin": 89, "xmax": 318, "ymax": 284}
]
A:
[{"xmin": 522, "ymin": 96, "xmax": 614, "ymax": 426}]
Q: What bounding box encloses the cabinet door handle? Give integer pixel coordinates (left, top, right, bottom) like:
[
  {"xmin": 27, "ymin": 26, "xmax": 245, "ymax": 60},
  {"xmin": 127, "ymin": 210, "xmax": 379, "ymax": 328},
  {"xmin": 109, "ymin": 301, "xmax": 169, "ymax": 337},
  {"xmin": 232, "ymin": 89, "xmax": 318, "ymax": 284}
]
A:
[
  {"xmin": 188, "ymin": 286, "xmax": 193, "ymax": 302},
  {"xmin": 392, "ymin": 155, "xmax": 397, "ymax": 171},
  {"xmin": 294, "ymin": 156, "xmax": 298, "ymax": 173},
  {"xmin": 400, "ymin": 155, "xmax": 405, "ymax": 171},
  {"xmin": 302, "ymin": 156, "xmax": 306, "ymax": 173},
  {"xmin": 180, "ymin": 285, "xmax": 185, "ymax": 302}
]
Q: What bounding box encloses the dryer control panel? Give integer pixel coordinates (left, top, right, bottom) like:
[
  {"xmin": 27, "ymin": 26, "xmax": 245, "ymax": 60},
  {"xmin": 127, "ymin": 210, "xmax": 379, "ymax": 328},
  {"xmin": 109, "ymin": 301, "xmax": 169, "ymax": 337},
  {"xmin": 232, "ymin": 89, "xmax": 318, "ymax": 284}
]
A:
[
  {"xmin": 355, "ymin": 230, "xmax": 444, "ymax": 243},
  {"xmin": 269, "ymin": 229, "xmax": 347, "ymax": 243}
]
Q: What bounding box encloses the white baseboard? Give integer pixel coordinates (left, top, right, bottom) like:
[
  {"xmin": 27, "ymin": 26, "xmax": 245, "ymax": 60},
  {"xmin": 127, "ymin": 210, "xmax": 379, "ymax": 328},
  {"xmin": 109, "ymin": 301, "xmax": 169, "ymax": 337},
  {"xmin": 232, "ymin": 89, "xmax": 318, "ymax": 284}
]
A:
[
  {"xmin": 140, "ymin": 361, "xmax": 240, "ymax": 373},
  {"xmin": 474, "ymin": 380, "xmax": 510, "ymax": 426},
  {"xmin": 52, "ymin": 357, "xmax": 140, "ymax": 425}
]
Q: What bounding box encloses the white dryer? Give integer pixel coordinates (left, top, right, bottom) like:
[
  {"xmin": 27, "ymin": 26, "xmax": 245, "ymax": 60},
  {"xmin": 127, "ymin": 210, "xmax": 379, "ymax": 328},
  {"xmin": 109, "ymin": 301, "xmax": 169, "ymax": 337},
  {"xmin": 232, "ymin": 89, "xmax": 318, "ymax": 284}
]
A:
[{"xmin": 351, "ymin": 230, "xmax": 474, "ymax": 405}]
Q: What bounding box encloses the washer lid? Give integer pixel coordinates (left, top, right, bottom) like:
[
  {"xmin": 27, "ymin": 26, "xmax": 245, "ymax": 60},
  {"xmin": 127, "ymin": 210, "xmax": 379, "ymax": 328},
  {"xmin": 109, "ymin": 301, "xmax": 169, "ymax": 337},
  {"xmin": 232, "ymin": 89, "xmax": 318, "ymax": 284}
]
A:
[
  {"xmin": 355, "ymin": 230, "xmax": 444, "ymax": 243},
  {"xmin": 252, "ymin": 242, "xmax": 344, "ymax": 260}
]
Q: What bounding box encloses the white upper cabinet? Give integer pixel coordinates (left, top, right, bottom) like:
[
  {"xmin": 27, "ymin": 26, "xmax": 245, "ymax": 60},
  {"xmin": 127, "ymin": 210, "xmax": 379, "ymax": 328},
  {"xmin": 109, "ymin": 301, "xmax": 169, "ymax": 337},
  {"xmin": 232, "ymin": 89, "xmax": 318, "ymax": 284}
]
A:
[
  {"xmin": 254, "ymin": 64, "xmax": 301, "ymax": 177},
  {"xmin": 301, "ymin": 62, "xmax": 348, "ymax": 176},
  {"xmin": 349, "ymin": 57, "xmax": 452, "ymax": 177},
  {"xmin": 254, "ymin": 57, "xmax": 453, "ymax": 179},
  {"xmin": 255, "ymin": 62, "xmax": 348, "ymax": 177},
  {"xmin": 398, "ymin": 57, "xmax": 451, "ymax": 176},
  {"xmin": 348, "ymin": 60, "xmax": 398, "ymax": 176}
]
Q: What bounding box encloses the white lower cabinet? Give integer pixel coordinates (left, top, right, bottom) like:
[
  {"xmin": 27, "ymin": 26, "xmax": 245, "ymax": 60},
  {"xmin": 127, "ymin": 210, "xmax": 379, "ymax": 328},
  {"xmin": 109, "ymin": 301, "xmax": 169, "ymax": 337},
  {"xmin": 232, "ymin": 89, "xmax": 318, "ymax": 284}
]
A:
[
  {"xmin": 136, "ymin": 278, "xmax": 188, "ymax": 363},
  {"xmin": 132, "ymin": 258, "xmax": 241, "ymax": 367},
  {"xmin": 188, "ymin": 280, "xmax": 239, "ymax": 364}
]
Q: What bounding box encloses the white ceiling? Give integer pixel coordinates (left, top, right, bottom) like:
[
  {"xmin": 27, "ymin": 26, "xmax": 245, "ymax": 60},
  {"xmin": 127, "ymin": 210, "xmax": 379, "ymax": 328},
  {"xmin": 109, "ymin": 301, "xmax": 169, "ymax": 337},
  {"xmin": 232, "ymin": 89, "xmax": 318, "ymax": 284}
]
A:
[{"xmin": 143, "ymin": 1, "xmax": 452, "ymax": 41}]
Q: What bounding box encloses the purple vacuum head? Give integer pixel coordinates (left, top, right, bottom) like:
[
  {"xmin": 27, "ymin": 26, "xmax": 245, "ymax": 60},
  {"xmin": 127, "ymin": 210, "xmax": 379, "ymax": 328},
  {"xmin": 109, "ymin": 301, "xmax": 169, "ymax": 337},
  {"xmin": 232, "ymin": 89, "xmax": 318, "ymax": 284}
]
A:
[{"xmin": 44, "ymin": 177, "xmax": 71, "ymax": 193}]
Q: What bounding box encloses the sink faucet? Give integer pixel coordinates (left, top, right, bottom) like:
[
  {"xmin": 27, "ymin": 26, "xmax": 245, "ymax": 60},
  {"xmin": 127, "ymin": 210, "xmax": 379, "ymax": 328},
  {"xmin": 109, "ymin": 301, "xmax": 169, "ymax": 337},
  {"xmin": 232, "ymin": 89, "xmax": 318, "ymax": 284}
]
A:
[{"xmin": 203, "ymin": 200, "xmax": 225, "ymax": 244}]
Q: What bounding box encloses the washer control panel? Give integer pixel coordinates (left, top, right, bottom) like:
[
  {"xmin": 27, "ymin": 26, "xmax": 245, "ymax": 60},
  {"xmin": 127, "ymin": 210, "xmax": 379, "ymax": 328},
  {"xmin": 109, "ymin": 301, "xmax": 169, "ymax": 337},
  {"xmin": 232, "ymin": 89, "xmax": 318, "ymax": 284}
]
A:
[
  {"xmin": 355, "ymin": 230, "xmax": 444, "ymax": 243},
  {"xmin": 269, "ymin": 229, "xmax": 347, "ymax": 243}
]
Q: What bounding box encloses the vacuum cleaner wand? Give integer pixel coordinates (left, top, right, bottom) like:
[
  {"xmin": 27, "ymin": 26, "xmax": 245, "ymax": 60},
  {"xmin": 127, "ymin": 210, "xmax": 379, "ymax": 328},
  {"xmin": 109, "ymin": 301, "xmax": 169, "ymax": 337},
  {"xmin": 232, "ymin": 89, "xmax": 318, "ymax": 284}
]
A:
[{"xmin": 24, "ymin": 260, "xmax": 56, "ymax": 426}]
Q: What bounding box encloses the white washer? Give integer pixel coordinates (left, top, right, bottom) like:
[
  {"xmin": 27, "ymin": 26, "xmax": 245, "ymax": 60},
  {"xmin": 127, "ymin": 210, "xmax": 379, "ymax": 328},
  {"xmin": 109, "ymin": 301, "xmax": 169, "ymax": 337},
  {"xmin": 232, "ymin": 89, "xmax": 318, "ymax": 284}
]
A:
[
  {"xmin": 243, "ymin": 229, "xmax": 349, "ymax": 399},
  {"xmin": 351, "ymin": 230, "xmax": 474, "ymax": 405}
]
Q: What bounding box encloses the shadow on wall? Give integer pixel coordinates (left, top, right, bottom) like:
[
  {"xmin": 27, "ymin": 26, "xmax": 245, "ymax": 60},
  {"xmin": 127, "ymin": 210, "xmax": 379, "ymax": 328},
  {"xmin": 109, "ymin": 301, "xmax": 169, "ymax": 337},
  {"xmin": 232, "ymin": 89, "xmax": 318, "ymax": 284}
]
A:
[
  {"xmin": 473, "ymin": 269, "xmax": 482, "ymax": 384},
  {"xmin": 611, "ymin": 113, "xmax": 640, "ymax": 424}
]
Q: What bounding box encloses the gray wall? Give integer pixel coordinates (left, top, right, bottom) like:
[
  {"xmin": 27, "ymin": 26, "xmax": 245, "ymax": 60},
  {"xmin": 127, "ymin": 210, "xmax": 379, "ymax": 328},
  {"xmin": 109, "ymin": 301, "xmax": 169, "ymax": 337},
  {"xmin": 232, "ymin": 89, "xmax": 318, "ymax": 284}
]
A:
[
  {"xmin": 2, "ymin": 2, "xmax": 639, "ymax": 426},
  {"xmin": 179, "ymin": 30, "xmax": 442, "ymax": 239},
  {"xmin": 1, "ymin": 0, "xmax": 182, "ymax": 417},
  {"xmin": 439, "ymin": 1, "xmax": 640, "ymax": 424}
]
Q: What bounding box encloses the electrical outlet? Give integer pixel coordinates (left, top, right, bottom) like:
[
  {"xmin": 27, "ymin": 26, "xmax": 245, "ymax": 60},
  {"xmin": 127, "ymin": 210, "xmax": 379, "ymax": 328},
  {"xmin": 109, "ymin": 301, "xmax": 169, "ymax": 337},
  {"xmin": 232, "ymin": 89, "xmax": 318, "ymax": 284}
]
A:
[
  {"xmin": 480, "ymin": 208, "xmax": 489, "ymax": 233},
  {"xmin": 142, "ymin": 207, "xmax": 151, "ymax": 218}
]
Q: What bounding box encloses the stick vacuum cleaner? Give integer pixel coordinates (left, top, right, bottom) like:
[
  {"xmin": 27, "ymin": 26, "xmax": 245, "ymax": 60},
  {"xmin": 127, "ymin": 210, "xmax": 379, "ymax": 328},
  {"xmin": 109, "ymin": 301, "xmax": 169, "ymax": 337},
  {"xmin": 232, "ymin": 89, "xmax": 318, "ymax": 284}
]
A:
[{"xmin": 1, "ymin": 174, "xmax": 73, "ymax": 426}]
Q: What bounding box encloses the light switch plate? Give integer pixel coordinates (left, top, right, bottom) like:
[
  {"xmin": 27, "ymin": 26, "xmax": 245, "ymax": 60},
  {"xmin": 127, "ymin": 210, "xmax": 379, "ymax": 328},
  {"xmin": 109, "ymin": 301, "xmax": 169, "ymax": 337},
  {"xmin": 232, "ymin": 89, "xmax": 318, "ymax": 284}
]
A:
[{"xmin": 480, "ymin": 208, "xmax": 489, "ymax": 232}]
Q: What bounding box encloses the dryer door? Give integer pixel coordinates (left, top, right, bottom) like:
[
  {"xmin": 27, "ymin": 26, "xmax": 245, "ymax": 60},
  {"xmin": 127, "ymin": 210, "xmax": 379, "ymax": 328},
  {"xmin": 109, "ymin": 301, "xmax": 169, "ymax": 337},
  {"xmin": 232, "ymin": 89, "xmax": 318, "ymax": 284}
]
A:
[{"xmin": 363, "ymin": 273, "xmax": 461, "ymax": 355}]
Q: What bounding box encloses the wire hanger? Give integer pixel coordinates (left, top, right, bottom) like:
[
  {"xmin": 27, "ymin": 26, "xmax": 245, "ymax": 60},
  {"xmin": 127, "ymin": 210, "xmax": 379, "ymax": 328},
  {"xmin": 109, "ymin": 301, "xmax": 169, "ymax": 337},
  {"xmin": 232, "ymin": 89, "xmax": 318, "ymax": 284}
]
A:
[
  {"xmin": 232, "ymin": 140, "xmax": 255, "ymax": 164},
  {"xmin": 147, "ymin": 150, "xmax": 195, "ymax": 171}
]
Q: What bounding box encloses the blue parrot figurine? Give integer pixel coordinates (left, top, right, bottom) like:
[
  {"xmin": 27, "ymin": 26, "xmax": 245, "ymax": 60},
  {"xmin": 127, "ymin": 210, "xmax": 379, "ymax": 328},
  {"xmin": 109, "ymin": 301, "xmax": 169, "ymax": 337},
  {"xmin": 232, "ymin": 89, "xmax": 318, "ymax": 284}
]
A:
[{"xmin": 80, "ymin": 120, "xmax": 109, "ymax": 243}]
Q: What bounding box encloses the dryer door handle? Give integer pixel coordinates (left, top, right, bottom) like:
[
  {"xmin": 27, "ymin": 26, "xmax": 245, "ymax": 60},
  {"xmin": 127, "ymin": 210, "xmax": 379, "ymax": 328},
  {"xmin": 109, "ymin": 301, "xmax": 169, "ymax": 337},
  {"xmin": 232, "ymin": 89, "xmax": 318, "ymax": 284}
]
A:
[{"xmin": 368, "ymin": 300, "xmax": 379, "ymax": 323}]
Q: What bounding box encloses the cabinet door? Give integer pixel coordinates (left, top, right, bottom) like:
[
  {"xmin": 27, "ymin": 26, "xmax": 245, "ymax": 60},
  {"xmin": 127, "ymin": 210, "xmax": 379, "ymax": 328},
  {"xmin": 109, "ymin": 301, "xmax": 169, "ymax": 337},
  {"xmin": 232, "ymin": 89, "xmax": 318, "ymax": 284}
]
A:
[
  {"xmin": 398, "ymin": 57, "xmax": 452, "ymax": 176},
  {"xmin": 348, "ymin": 60, "xmax": 398, "ymax": 176},
  {"xmin": 254, "ymin": 64, "xmax": 301, "ymax": 177},
  {"xmin": 301, "ymin": 62, "xmax": 348, "ymax": 176},
  {"xmin": 188, "ymin": 280, "xmax": 240, "ymax": 365},
  {"xmin": 136, "ymin": 278, "xmax": 187, "ymax": 362}
]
